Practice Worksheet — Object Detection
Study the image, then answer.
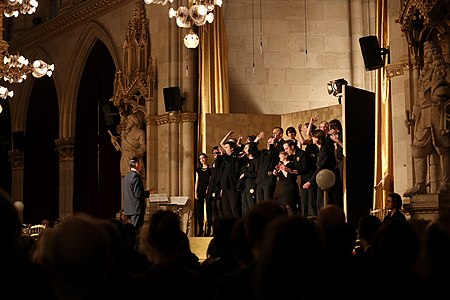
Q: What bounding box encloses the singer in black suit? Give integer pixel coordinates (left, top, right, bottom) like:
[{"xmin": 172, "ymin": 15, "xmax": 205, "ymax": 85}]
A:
[{"xmin": 123, "ymin": 157, "xmax": 149, "ymax": 232}]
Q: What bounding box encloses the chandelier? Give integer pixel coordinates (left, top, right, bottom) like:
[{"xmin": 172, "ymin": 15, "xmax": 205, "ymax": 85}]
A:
[
  {"xmin": 144, "ymin": 0, "xmax": 223, "ymax": 48},
  {"xmin": 0, "ymin": 0, "xmax": 54, "ymax": 113}
]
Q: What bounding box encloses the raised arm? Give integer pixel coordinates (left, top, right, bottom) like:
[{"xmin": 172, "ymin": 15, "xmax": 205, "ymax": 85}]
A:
[
  {"xmin": 297, "ymin": 124, "xmax": 306, "ymax": 146},
  {"xmin": 220, "ymin": 130, "xmax": 235, "ymax": 148},
  {"xmin": 108, "ymin": 130, "xmax": 122, "ymax": 151},
  {"xmin": 306, "ymin": 114, "xmax": 318, "ymax": 137},
  {"xmin": 254, "ymin": 131, "xmax": 265, "ymax": 143},
  {"xmin": 330, "ymin": 133, "xmax": 343, "ymax": 148},
  {"xmin": 237, "ymin": 135, "xmax": 243, "ymax": 147}
]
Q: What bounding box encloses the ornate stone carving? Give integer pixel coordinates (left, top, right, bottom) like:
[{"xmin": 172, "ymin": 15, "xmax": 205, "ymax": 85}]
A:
[
  {"xmin": 111, "ymin": 0, "xmax": 156, "ymax": 123},
  {"xmin": 109, "ymin": 1, "xmax": 156, "ymax": 179},
  {"xmin": 155, "ymin": 112, "xmax": 197, "ymax": 125},
  {"xmin": 396, "ymin": 0, "xmax": 449, "ymax": 58},
  {"xmin": 404, "ymin": 40, "xmax": 450, "ymax": 196},
  {"xmin": 146, "ymin": 115, "xmax": 157, "ymax": 126},
  {"xmin": 386, "ymin": 59, "xmax": 410, "ymax": 78},
  {"xmin": 55, "ymin": 138, "xmax": 75, "ymax": 162},
  {"xmin": 8, "ymin": 149, "xmax": 24, "ymax": 171}
]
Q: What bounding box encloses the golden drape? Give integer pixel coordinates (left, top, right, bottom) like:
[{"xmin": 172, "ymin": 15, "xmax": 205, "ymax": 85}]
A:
[
  {"xmin": 373, "ymin": 0, "xmax": 393, "ymax": 213},
  {"xmin": 198, "ymin": 7, "xmax": 229, "ymax": 153}
]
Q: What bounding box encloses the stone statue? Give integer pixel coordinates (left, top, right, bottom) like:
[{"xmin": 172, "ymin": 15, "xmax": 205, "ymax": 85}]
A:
[
  {"xmin": 110, "ymin": 112, "xmax": 146, "ymax": 177},
  {"xmin": 404, "ymin": 40, "xmax": 450, "ymax": 197}
]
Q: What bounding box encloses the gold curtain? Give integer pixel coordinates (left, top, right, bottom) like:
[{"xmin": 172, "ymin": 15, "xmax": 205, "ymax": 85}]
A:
[
  {"xmin": 198, "ymin": 6, "xmax": 229, "ymax": 153},
  {"xmin": 373, "ymin": 0, "xmax": 393, "ymax": 213}
]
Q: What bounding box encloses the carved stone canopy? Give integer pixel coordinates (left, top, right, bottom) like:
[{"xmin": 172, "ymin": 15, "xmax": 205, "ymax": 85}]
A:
[
  {"xmin": 111, "ymin": 0, "xmax": 157, "ymax": 127},
  {"xmin": 397, "ymin": 0, "xmax": 450, "ymax": 57}
]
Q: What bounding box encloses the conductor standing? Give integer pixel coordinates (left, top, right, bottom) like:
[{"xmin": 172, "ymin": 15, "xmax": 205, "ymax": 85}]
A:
[{"xmin": 123, "ymin": 157, "xmax": 149, "ymax": 232}]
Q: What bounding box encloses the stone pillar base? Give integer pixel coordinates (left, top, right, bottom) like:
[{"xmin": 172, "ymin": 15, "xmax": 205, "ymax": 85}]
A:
[{"xmin": 405, "ymin": 193, "xmax": 450, "ymax": 222}]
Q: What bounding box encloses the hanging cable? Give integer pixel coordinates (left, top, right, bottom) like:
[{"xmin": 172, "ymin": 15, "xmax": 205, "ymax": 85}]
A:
[
  {"xmin": 259, "ymin": 0, "xmax": 263, "ymax": 54},
  {"xmin": 304, "ymin": 0, "xmax": 308, "ymax": 60},
  {"xmin": 252, "ymin": 0, "xmax": 255, "ymax": 74},
  {"xmin": 185, "ymin": 51, "xmax": 189, "ymax": 77}
]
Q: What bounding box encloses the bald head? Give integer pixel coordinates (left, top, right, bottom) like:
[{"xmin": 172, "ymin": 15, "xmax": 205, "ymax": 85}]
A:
[{"xmin": 317, "ymin": 204, "xmax": 346, "ymax": 230}]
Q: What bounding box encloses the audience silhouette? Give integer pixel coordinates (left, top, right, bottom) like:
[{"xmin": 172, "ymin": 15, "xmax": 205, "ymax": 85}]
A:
[
  {"xmin": 30, "ymin": 213, "xmax": 120, "ymax": 300},
  {"xmin": 7, "ymin": 182, "xmax": 447, "ymax": 300},
  {"xmin": 354, "ymin": 218, "xmax": 424, "ymax": 300},
  {"xmin": 213, "ymin": 201, "xmax": 287, "ymax": 300},
  {"xmin": 1, "ymin": 188, "xmax": 57, "ymax": 300},
  {"xmin": 253, "ymin": 215, "xmax": 321, "ymax": 300},
  {"xmin": 128, "ymin": 209, "xmax": 207, "ymax": 300}
]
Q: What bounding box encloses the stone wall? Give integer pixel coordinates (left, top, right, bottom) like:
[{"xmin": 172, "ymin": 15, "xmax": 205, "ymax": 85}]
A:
[{"xmin": 225, "ymin": 0, "xmax": 372, "ymax": 115}]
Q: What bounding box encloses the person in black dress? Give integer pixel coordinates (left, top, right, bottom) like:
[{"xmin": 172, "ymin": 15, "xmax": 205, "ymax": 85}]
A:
[
  {"xmin": 274, "ymin": 150, "xmax": 299, "ymax": 215},
  {"xmin": 194, "ymin": 153, "xmax": 211, "ymax": 236}
]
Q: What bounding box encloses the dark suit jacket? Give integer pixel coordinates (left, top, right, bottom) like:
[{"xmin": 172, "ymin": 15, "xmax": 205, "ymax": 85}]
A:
[
  {"xmin": 206, "ymin": 156, "xmax": 223, "ymax": 199},
  {"xmin": 123, "ymin": 170, "xmax": 149, "ymax": 215},
  {"xmin": 309, "ymin": 145, "xmax": 335, "ymax": 185},
  {"xmin": 255, "ymin": 146, "xmax": 278, "ymax": 186},
  {"xmin": 290, "ymin": 148, "xmax": 315, "ymax": 183}
]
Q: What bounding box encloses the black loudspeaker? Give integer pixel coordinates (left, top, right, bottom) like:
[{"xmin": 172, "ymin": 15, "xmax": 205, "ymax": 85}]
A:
[
  {"xmin": 359, "ymin": 35, "xmax": 385, "ymax": 71},
  {"xmin": 12, "ymin": 131, "xmax": 25, "ymax": 150},
  {"xmin": 163, "ymin": 86, "xmax": 184, "ymax": 112},
  {"xmin": 102, "ymin": 103, "xmax": 120, "ymax": 127}
]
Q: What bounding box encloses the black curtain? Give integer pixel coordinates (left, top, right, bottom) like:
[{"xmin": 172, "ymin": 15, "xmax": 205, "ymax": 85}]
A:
[
  {"xmin": 23, "ymin": 76, "xmax": 59, "ymax": 224},
  {"xmin": 73, "ymin": 40, "xmax": 121, "ymax": 219}
]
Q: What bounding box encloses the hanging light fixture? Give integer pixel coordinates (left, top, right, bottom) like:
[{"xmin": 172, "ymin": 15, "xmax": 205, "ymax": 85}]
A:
[
  {"xmin": 183, "ymin": 29, "xmax": 200, "ymax": 48},
  {"xmin": 146, "ymin": 0, "xmax": 223, "ymax": 48},
  {"xmin": 0, "ymin": 0, "xmax": 54, "ymax": 113},
  {"xmin": 143, "ymin": 0, "xmax": 174, "ymax": 5}
]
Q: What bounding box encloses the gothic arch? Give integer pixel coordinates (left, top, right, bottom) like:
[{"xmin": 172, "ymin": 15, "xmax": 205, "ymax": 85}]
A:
[{"xmin": 61, "ymin": 20, "xmax": 120, "ymax": 138}]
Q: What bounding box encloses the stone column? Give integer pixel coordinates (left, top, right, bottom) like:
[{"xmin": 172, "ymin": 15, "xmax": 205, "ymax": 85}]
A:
[
  {"xmin": 179, "ymin": 113, "xmax": 196, "ymax": 196},
  {"xmin": 168, "ymin": 112, "xmax": 180, "ymax": 196},
  {"xmin": 145, "ymin": 116, "xmax": 151, "ymax": 190},
  {"xmin": 179, "ymin": 112, "xmax": 197, "ymax": 235},
  {"xmin": 146, "ymin": 115, "xmax": 158, "ymax": 189},
  {"xmin": 9, "ymin": 149, "xmax": 24, "ymax": 222},
  {"xmin": 152, "ymin": 112, "xmax": 197, "ymax": 234},
  {"xmin": 55, "ymin": 138, "xmax": 74, "ymax": 219}
]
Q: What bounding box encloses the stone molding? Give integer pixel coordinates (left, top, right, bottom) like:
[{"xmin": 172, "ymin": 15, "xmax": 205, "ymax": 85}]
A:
[
  {"xmin": 386, "ymin": 60, "xmax": 408, "ymax": 79},
  {"xmin": 55, "ymin": 138, "xmax": 75, "ymax": 162},
  {"xmin": 152, "ymin": 112, "xmax": 197, "ymax": 125},
  {"xmin": 406, "ymin": 193, "xmax": 450, "ymax": 221},
  {"xmin": 8, "ymin": 149, "xmax": 24, "ymax": 171}
]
